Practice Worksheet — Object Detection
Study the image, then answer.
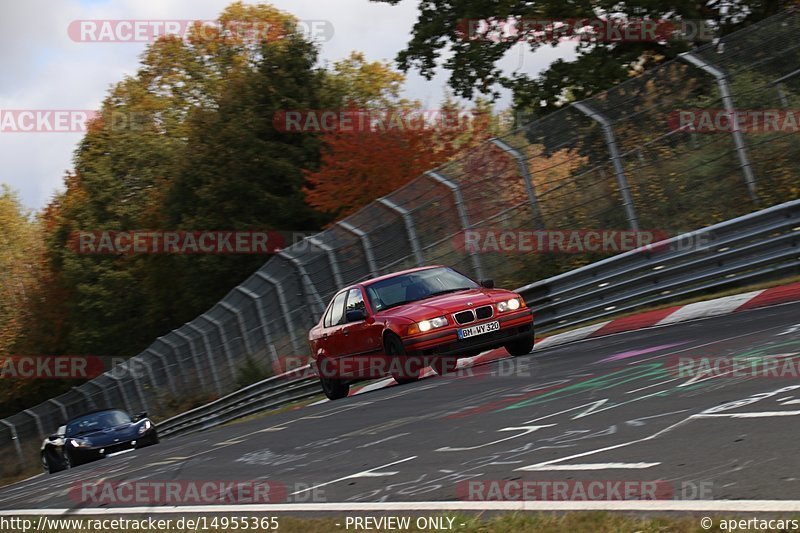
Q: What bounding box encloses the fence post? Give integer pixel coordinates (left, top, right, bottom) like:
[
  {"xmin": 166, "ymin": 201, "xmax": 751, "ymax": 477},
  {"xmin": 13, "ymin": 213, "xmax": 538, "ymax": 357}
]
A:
[
  {"xmin": 425, "ymin": 171, "xmax": 485, "ymax": 280},
  {"xmin": 185, "ymin": 322, "xmax": 225, "ymax": 397},
  {"xmin": 771, "ymin": 67, "xmax": 800, "ymax": 108},
  {"xmin": 175, "ymin": 324, "xmax": 222, "ymax": 396},
  {"xmin": 377, "ymin": 197, "xmax": 425, "ymax": 266},
  {"xmin": 48, "ymin": 399, "xmax": 68, "ymax": 424},
  {"xmin": 23, "ymin": 409, "xmax": 45, "ymax": 439},
  {"xmin": 277, "ymin": 250, "xmax": 327, "ymax": 317},
  {"xmin": 680, "ymin": 52, "xmax": 758, "ymax": 203},
  {"xmin": 337, "ymin": 221, "xmax": 379, "ymax": 276},
  {"xmin": 160, "ymin": 335, "xmax": 196, "ymax": 392},
  {"xmin": 572, "ymin": 100, "xmax": 641, "ymax": 231},
  {"xmin": 201, "ymin": 313, "xmax": 238, "ymax": 387},
  {"xmin": 307, "ymin": 236, "xmax": 344, "ymax": 288},
  {"xmin": 72, "ymin": 385, "xmax": 97, "ymax": 410},
  {"xmin": 157, "ymin": 336, "xmax": 188, "ymax": 390},
  {"xmin": 235, "ymin": 286, "xmax": 280, "ymax": 362},
  {"xmin": 490, "ymin": 138, "xmax": 545, "ymax": 228},
  {"xmin": 87, "ymin": 380, "xmax": 112, "ymax": 409},
  {"xmin": 173, "ymin": 329, "xmax": 214, "ymax": 396},
  {"xmin": 123, "ymin": 359, "xmax": 151, "ymax": 413},
  {"xmin": 255, "ymin": 271, "xmax": 301, "ymax": 354},
  {"xmin": 108, "ymin": 374, "xmax": 132, "ymax": 413},
  {"xmin": 145, "ymin": 348, "xmax": 178, "ymax": 398},
  {"xmin": 220, "ymin": 302, "xmax": 255, "ymax": 358},
  {"xmin": 0, "ymin": 420, "xmax": 25, "ymax": 468}
]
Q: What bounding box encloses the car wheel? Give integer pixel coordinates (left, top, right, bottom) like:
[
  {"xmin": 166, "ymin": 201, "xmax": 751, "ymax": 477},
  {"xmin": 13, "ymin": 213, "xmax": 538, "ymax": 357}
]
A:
[
  {"xmin": 431, "ymin": 356, "xmax": 458, "ymax": 376},
  {"xmin": 505, "ymin": 333, "xmax": 535, "ymax": 357},
  {"xmin": 41, "ymin": 453, "xmax": 50, "ymax": 474},
  {"xmin": 318, "ymin": 357, "xmax": 350, "ymax": 400},
  {"xmin": 43, "ymin": 449, "xmax": 67, "ymax": 474},
  {"xmin": 385, "ymin": 333, "xmax": 421, "ymax": 384}
]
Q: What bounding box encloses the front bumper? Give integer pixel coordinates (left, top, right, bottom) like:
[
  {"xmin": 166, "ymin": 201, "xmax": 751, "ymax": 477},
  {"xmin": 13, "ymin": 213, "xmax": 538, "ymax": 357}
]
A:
[{"xmin": 402, "ymin": 309, "xmax": 534, "ymax": 358}]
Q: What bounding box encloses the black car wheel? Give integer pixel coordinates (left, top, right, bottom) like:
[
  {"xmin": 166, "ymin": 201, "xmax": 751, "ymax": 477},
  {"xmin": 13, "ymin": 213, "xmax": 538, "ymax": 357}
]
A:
[
  {"xmin": 43, "ymin": 449, "xmax": 68, "ymax": 474},
  {"xmin": 318, "ymin": 358, "xmax": 350, "ymax": 400},
  {"xmin": 505, "ymin": 333, "xmax": 535, "ymax": 357},
  {"xmin": 385, "ymin": 333, "xmax": 421, "ymax": 384}
]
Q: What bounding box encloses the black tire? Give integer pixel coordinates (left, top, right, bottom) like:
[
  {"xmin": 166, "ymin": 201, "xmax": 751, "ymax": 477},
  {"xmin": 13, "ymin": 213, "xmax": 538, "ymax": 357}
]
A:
[
  {"xmin": 505, "ymin": 333, "xmax": 535, "ymax": 357},
  {"xmin": 43, "ymin": 449, "xmax": 67, "ymax": 474},
  {"xmin": 385, "ymin": 333, "xmax": 421, "ymax": 384},
  {"xmin": 318, "ymin": 358, "xmax": 350, "ymax": 400},
  {"xmin": 431, "ymin": 356, "xmax": 458, "ymax": 376}
]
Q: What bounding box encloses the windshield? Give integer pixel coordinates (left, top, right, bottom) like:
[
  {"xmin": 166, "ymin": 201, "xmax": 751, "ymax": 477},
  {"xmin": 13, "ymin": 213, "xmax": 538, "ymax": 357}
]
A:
[
  {"xmin": 65, "ymin": 410, "xmax": 132, "ymax": 437},
  {"xmin": 365, "ymin": 267, "xmax": 479, "ymax": 312}
]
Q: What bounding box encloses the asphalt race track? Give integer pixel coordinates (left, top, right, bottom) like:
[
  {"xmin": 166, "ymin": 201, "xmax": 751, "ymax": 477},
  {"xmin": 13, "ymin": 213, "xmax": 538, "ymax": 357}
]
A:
[{"xmin": 2, "ymin": 301, "xmax": 800, "ymax": 511}]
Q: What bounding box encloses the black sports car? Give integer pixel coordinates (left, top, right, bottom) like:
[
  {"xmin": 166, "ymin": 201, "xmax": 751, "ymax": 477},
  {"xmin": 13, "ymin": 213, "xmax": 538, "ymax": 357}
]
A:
[{"xmin": 41, "ymin": 408, "xmax": 159, "ymax": 473}]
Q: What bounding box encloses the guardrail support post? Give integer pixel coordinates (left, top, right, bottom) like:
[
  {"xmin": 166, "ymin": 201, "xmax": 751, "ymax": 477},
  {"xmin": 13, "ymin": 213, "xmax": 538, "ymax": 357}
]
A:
[
  {"xmin": 307, "ymin": 236, "xmax": 344, "ymax": 288},
  {"xmin": 255, "ymin": 271, "xmax": 301, "ymax": 354},
  {"xmin": 277, "ymin": 250, "xmax": 327, "ymax": 318},
  {"xmin": 0, "ymin": 420, "xmax": 25, "ymax": 468},
  {"xmin": 185, "ymin": 323, "xmax": 225, "ymax": 397},
  {"xmin": 377, "ymin": 197, "xmax": 425, "ymax": 266},
  {"xmin": 235, "ymin": 286, "xmax": 280, "ymax": 362},
  {"xmin": 490, "ymin": 138, "xmax": 545, "ymax": 228},
  {"xmin": 680, "ymin": 52, "xmax": 758, "ymax": 203},
  {"xmin": 337, "ymin": 221, "xmax": 379, "ymax": 276},
  {"xmin": 23, "ymin": 409, "xmax": 45, "ymax": 439},
  {"xmin": 425, "ymin": 171, "xmax": 485, "ymax": 280},
  {"xmin": 200, "ymin": 314, "xmax": 238, "ymax": 389},
  {"xmin": 572, "ymin": 101, "xmax": 640, "ymax": 231}
]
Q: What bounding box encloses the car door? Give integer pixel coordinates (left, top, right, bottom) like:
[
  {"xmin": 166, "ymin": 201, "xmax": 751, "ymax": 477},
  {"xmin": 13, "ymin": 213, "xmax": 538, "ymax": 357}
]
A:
[
  {"xmin": 319, "ymin": 290, "xmax": 348, "ymax": 373},
  {"xmin": 340, "ymin": 288, "xmax": 383, "ymax": 377}
]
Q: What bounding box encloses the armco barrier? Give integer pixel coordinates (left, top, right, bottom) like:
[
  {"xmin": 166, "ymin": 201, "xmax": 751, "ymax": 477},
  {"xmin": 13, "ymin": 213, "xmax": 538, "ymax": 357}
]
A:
[{"xmin": 520, "ymin": 199, "xmax": 800, "ymax": 333}]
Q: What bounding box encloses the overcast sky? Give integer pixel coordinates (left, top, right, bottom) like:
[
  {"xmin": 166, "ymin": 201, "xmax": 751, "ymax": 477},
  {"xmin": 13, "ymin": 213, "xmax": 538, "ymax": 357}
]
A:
[{"xmin": 0, "ymin": 0, "xmax": 576, "ymax": 210}]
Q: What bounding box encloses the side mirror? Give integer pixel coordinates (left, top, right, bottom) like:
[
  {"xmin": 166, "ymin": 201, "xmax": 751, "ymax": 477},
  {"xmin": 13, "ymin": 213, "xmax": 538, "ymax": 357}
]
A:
[
  {"xmin": 345, "ymin": 309, "xmax": 366, "ymax": 323},
  {"xmin": 480, "ymin": 279, "xmax": 495, "ymax": 289},
  {"xmin": 133, "ymin": 411, "xmax": 148, "ymax": 422}
]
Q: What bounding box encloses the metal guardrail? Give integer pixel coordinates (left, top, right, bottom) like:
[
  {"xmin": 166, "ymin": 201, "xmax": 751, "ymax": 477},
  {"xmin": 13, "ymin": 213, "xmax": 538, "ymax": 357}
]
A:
[
  {"xmin": 519, "ymin": 199, "xmax": 800, "ymax": 333},
  {"xmin": 155, "ymin": 200, "xmax": 799, "ymax": 439},
  {"xmin": 157, "ymin": 370, "xmax": 319, "ymax": 439}
]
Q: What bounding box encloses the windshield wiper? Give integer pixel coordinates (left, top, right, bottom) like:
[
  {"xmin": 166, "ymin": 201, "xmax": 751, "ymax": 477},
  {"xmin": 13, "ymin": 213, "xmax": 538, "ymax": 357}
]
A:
[{"xmin": 420, "ymin": 287, "xmax": 474, "ymax": 299}]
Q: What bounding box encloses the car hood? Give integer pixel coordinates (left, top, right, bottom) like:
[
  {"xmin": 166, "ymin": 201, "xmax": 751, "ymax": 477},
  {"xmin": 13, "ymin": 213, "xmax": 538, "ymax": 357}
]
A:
[{"xmin": 378, "ymin": 288, "xmax": 517, "ymax": 321}]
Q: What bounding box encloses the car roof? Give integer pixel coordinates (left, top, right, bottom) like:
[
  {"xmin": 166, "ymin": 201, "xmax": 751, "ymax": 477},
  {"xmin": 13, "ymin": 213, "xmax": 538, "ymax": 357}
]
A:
[
  {"xmin": 65, "ymin": 408, "xmax": 127, "ymax": 424},
  {"xmin": 359, "ymin": 265, "xmax": 445, "ymax": 287}
]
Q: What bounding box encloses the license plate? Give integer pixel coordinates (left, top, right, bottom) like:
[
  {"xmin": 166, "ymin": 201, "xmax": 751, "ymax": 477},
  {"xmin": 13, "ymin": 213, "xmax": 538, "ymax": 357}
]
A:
[{"xmin": 458, "ymin": 320, "xmax": 500, "ymax": 339}]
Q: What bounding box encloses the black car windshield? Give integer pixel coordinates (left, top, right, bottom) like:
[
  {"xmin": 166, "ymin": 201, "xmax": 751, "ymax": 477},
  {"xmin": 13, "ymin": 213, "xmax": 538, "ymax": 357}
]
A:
[
  {"xmin": 65, "ymin": 410, "xmax": 132, "ymax": 437},
  {"xmin": 365, "ymin": 267, "xmax": 479, "ymax": 312}
]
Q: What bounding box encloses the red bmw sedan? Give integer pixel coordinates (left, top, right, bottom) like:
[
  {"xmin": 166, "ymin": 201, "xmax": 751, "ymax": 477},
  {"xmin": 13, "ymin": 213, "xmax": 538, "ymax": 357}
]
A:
[{"xmin": 308, "ymin": 265, "xmax": 534, "ymax": 400}]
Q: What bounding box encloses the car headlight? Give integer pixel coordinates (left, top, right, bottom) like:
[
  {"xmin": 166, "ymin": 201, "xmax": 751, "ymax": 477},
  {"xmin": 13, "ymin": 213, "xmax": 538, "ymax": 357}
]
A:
[
  {"xmin": 497, "ymin": 298, "xmax": 523, "ymax": 312},
  {"xmin": 408, "ymin": 316, "xmax": 448, "ymax": 335},
  {"xmin": 138, "ymin": 420, "xmax": 152, "ymax": 434},
  {"xmin": 70, "ymin": 438, "xmax": 91, "ymax": 448}
]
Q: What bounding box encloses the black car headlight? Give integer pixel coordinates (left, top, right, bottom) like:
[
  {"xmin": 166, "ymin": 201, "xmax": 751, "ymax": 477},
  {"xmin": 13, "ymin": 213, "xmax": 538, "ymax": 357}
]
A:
[{"xmin": 138, "ymin": 420, "xmax": 152, "ymax": 435}]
